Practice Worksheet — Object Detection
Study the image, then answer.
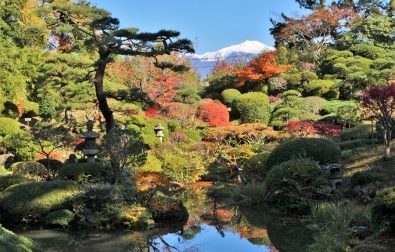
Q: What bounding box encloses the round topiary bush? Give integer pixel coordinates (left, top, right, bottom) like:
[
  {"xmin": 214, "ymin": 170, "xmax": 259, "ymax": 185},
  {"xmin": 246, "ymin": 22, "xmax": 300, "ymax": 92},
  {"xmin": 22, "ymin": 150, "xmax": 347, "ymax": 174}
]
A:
[
  {"xmin": 0, "ymin": 181, "xmax": 80, "ymax": 220},
  {"xmin": 265, "ymin": 158, "xmax": 331, "ymax": 213},
  {"xmin": 59, "ymin": 163, "xmax": 111, "ymax": 181},
  {"xmin": 221, "ymin": 89, "xmax": 241, "ymax": 106},
  {"xmin": 197, "ymin": 100, "xmax": 230, "ymax": 127},
  {"xmin": 371, "ymin": 187, "xmax": 395, "ymax": 233},
  {"xmin": 266, "ymin": 138, "xmax": 342, "ymax": 169},
  {"xmin": 11, "ymin": 161, "xmax": 49, "ymax": 181},
  {"xmin": 233, "ymin": 92, "xmax": 270, "ymax": 124},
  {"xmin": 242, "ymin": 153, "xmax": 268, "ymax": 182}
]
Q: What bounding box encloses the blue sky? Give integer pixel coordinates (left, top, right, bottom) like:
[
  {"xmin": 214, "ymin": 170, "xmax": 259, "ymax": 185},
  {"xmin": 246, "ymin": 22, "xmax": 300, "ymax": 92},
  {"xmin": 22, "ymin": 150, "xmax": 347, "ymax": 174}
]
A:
[{"xmin": 91, "ymin": 0, "xmax": 308, "ymax": 54}]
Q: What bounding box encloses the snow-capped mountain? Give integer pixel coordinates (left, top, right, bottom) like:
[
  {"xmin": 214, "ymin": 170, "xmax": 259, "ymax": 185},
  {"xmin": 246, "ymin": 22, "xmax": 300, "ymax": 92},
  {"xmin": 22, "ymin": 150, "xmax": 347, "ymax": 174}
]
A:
[{"xmin": 186, "ymin": 40, "xmax": 275, "ymax": 79}]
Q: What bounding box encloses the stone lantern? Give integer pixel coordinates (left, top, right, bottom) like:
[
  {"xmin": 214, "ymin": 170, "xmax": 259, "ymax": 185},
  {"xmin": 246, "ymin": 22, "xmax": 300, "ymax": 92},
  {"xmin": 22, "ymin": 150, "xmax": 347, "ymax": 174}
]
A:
[
  {"xmin": 81, "ymin": 120, "xmax": 100, "ymax": 163},
  {"xmin": 327, "ymin": 164, "xmax": 344, "ymax": 190},
  {"xmin": 154, "ymin": 124, "xmax": 165, "ymax": 143}
]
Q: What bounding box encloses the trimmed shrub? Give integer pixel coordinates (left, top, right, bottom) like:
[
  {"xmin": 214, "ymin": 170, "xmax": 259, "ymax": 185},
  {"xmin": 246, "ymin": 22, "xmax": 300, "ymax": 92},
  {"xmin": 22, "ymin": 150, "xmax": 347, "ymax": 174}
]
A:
[
  {"xmin": 338, "ymin": 139, "xmax": 379, "ymax": 150},
  {"xmin": 266, "ymin": 138, "xmax": 342, "ymax": 169},
  {"xmin": 232, "ymin": 182, "xmax": 266, "ymax": 206},
  {"xmin": 371, "ymin": 187, "xmax": 395, "ymax": 232},
  {"xmin": 351, "ymin": 170, "xmax": 385, "ymax": 187},
  {"xmin": 0, "ymin": 166, "xmax": 11, "ymax": 176},
  {"xmin": 59, "ymin": 163, "xmax": 111, "ymax": 181},
  {"xmin": 336, "ymin": 103, "xmax": 361, "ymax": 128},
  {"xmin": 221, "ymin": 89, "xmax": 241, "ymax": 106},
  {"xmin": 242, "ymin": 153, "xmax": 268, "ymax": 182},
  {"xmin": 0, "ymin": 225, "xmax": 41, "ymax": 252},
  {"xmin": 0, "ymin": 175, "xmax": 30, "ymax": 191},
  {"xmin": 340, "ymin": 124, "xmax": 374, "ymax": 141},
  {"xmin": 304, "ymin": 80, "xmax": 339, "ymax": 99},
  {"xmin": 44, "ymin": 209, "xmax": 75, "ymax": 227},
  {"xmin": 265, "ymin": 159, "xmax": 331, "ymax": 213},
  {"xmin": 0, "ymin": 181, "xmax": 80, "ymax": 219},
  {"xmin": 11, "ymin": 161, "xmax": 49, "ymax": 181},
  {"xmin": 0, "ymin": 117, "xmax": 21, "ymax": 135},
  {"xmin": 197, "ymin": 100, "xmax": 230, "ymax": 127},
  {"xmin": 233, "ymin": 92, "xmax": 270, "ymax": 124}
]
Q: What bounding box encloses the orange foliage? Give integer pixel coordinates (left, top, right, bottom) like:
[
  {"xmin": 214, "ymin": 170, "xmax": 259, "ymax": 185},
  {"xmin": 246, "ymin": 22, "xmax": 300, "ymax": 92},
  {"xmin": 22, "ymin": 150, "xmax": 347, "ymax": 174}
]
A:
[
  {"xmin": 234, "ymin": 52, "xmax": 291, "ymax": 86},
  {"xmin": 133, "ymin": 172, "xmax": 170, "ymax": 191},
  {"xmin": 36, "ymin": 151, "xmax": 62, "ymax": 161}
]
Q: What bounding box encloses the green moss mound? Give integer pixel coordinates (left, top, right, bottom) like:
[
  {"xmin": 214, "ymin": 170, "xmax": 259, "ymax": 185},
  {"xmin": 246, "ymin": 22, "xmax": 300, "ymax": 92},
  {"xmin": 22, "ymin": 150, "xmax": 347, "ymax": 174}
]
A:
[
  {"xmin": 265, "ymin": 159, "xmax": 331, "ymax": 213},
  {"xmin": 0, "ymin": 175, "xmax": 31, "ymax": 191},
  {"xmin": 44, "ymin": 209, "xmax": 75, "ymax": 227},
  {"xmin": 11, "ymin": 161, "xmax": 49, "ymax": 181},
  {"xmin": 372, "ymin": 187, "xmax": 395, "ymax": 232},
  {"xmin": 0, "ymin": 225, "xmax": 41, "ymax": 252},
  {"xmin": 59, "ymin": 163, "xmax": 111, "ymax": 181},
  {"xmin": 149, "ymin": 191, "xmax": 188, "ymax": 222},
  {"xmin": 266, "ymin": 138, "xmax": 341, "ymax": 169},
  {"xmin": 0, "ymin": 181, "xmax": 80, "ymax": 219}
]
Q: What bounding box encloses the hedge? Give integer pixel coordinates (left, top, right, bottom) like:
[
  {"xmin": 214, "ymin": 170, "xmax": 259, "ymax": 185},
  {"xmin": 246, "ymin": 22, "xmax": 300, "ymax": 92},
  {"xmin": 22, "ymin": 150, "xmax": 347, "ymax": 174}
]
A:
[
  {"xmin": 266, "ymin": 138, "xmax": 342, "ymax": 169},
  {"xmin": 233, "ymin": 92, "xmax": 270, "ymax": 124}
]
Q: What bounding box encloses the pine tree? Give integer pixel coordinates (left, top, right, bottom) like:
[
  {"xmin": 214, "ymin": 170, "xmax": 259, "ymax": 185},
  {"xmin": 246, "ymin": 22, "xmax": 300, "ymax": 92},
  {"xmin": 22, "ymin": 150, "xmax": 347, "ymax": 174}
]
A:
[{"xmin": 39, "ymin": 1, "xmax": 194, "ymax": 131}]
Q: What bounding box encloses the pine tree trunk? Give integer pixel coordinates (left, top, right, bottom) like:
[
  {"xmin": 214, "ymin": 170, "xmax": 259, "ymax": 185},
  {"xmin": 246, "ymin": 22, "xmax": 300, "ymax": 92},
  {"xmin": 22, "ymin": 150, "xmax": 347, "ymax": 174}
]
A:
[
  {"xmin": 94, "ymin": 49, "xmax": 114, "ymax": 132},
  {"xmin": 384, "ymin": 126, "xmax": 392, "ymax": 160}
]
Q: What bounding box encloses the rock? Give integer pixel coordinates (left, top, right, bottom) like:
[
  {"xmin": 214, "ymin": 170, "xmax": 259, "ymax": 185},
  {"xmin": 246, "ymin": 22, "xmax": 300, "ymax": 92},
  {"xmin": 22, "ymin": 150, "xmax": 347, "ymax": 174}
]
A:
[
  {"xmin": 0, "ymin": 154, "xmax": 14, "ymax": 168},
  {"xmin": 351, "ymin": 226, "xmax": 372, "ymax": 239},
  {"xmin": 148, "ymin": 191, "xmax": 188, "ymax": 223}
]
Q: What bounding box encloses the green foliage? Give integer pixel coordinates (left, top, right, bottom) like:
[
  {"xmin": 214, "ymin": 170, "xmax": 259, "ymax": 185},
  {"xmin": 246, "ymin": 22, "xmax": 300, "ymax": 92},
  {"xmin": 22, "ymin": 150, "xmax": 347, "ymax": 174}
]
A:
[
  {"xmin": 148, "ymin": 191, "xmax": 188, "ymax": 222},
  {"xmin": 304, "ymin": 79, "xmax": 339, "ymax": 99},
  {"xmin": 221, "ymin": 88, "xmax": 241, "ymax": 106},
  {"xmin": 350, "ymin": 170, "xmax": 385, "ymax": 187},
  {"xmin": 309, "ymin": 203, "xmax": 370, "ymax": 252},
  {"xmin": 266, "ymin": 138, "xmax": 342, "ymax": 169},
  {"xmin": 0, "ymin": 166, "xmax": 11, "ymax": 176},
  {"xmin": 242, "ymin": 153, "xmax": 268, "ymax": 182},
  {"xmin": 135, "ymin": 152, "xmax": 161, "ymax": 173},
  {"xmin": 0, "ymin": 225, "xmax": 42, "ymax": 252},
  {"xmin": 340, "ymin": 124, "xmax": 374, "ymax": 141},
  {"xmin": 173, "ymin": 87, "xmax": 201, "ymax": 104},
  {"xmin": 336, "ymin": 103, "xmax": 361, "ymax": 127},
  {"xmin": 232, "ymin": 182, "xmax": 266, "ymax": 206},
  {"xmin": 44, "ymin": 209, "xmax": 75, "ymax": 227},
  {"xmin": 371, "ymin": 187, "xmax": 395, "ymax": 232},
  {"xmin": 233, "ymin": 92, "xmax": 270, "ymax": 124},
  {"xmin": 0, "ymin": 175, "xmax": 30, "ymax": 191},
  {"xmin": 102, "ymin": 127, "xmax": 147, "ymax": 183},
  {"xmin": 265, "ymin": 159, "xmax": 331, "ymax": 213},
  {"xmin": 121, "ymin": 204, "xmax": 154, "ymax": 229},
  {"xmin": 159, "ymin": 146, "xmax": 206, "ymax": 185},
  {"xmin": 338, "ymin": 139, "xmax": 380, "ymax": 150},
  {"xmin": 0, "ymin": 181, "xmax": 80, "ymax": 219},
  {"xmin": 11, "ymin": 161, "xmax": 49, "ymax": 181},
  {"xmin": 0, "ymin": 117, "xmax": 32, "ymax": 160},
  {"xmin": 59, "ymin": 163, "xmax": 111, "ymax": 181}
]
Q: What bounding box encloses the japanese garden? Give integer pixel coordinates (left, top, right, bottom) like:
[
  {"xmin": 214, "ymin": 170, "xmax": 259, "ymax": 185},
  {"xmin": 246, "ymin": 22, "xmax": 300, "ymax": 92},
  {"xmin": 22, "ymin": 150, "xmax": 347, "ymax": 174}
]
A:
[{"xmin": 0, "ymin": 0, "xmax": 394, "ymax": 251}]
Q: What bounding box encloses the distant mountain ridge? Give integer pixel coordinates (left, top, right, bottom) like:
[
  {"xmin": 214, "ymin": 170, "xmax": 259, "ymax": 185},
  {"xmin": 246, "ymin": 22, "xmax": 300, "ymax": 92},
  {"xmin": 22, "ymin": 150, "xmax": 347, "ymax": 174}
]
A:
[{"xmin": 186, "ymin": 40, "xmax": 275, "ymax": 79}]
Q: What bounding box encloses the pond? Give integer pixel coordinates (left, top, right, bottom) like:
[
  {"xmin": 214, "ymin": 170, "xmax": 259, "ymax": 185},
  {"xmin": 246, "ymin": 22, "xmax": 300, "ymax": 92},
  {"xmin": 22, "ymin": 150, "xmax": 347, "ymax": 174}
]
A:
[{"xmin": 16, "ymin": 186, "xmax": 313, "ymax": 252}]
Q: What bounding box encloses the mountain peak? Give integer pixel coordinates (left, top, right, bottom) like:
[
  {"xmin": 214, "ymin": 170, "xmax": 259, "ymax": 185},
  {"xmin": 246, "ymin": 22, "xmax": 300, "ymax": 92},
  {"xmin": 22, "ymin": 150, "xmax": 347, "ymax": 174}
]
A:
[
  {"xmin": 191, "ymin": 40, "xmax": 274, "ymax": 62},
  {"xmin": 186, "ymin": 40, "xmax": 275, "ymax": 78}
]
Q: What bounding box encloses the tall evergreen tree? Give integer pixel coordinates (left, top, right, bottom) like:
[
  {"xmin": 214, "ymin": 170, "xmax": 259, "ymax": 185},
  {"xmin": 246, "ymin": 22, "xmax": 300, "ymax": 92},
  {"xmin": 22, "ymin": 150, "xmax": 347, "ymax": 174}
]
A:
[{"xmin": 39, "ymin": 1, "xmax": 194, "ymax": 131}]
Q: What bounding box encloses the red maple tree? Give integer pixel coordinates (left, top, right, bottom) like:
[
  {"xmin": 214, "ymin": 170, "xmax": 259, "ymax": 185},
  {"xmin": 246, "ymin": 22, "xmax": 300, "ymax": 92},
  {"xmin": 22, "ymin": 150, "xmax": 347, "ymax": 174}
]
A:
[
  {"xmin": 234, "ymin": 52, "xmax": 291, "ymax": 86},
  {"xmin": 147, "ymin": 75, "xmax": 179, "ymax": 106},
  {"xmin": 360, "ymin": 84, "xmax": 395, "ymax": 159},
  {"xmin": 197, "ymin": 100, "xmax": 230, "ymax": 127}
]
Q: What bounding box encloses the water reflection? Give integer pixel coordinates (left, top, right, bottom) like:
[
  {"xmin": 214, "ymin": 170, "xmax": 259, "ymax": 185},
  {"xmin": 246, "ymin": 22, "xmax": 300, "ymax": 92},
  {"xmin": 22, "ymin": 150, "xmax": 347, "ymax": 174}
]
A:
[{"xmin": 17, "ymin": 186, "xmax": 312, "ymax": 252}]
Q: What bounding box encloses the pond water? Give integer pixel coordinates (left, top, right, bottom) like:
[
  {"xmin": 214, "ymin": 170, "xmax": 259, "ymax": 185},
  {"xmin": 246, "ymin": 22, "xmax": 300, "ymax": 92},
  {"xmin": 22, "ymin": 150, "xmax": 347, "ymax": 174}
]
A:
[{"xmin": 16, "ymin": 186, "xmax": 313, "ymax": 252}]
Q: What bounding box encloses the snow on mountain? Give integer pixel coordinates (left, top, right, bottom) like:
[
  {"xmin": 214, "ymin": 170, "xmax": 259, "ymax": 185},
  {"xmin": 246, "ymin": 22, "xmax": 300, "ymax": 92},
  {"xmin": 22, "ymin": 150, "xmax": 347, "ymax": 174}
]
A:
[{"xmin": 186, "ymin": 40, "xmax": 275, "ymax": 79}]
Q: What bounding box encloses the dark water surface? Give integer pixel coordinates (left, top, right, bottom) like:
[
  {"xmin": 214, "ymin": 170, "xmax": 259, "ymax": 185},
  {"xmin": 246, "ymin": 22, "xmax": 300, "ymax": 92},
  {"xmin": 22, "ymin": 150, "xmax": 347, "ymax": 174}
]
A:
[{"xmin": 17, "ymin": 187, "xmax": 313, "ymax": 252}]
